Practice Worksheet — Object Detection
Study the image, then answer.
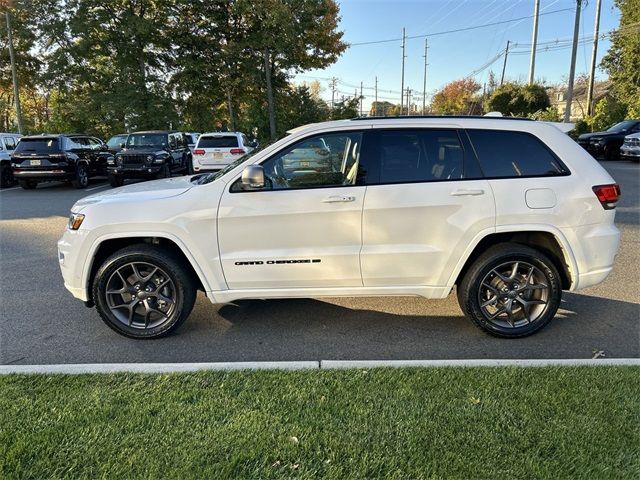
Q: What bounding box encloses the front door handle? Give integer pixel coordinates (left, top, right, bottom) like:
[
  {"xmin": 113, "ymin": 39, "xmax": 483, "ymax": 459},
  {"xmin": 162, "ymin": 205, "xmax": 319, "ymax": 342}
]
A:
[
  {"xmin": 450, "ymin": 189, "xmax": 485, "ymax": 196},
  {"xmin": 322, "ymin": 195, "xmax": 356, "ymax": 203}
]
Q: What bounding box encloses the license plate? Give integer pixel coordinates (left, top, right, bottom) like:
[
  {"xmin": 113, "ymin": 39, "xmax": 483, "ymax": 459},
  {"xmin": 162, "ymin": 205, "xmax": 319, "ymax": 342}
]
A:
[
  {"xmin": 30, "ymin": 159, "xmax": 41, "ymax": 166},
  {"xmin": 299, "ymin": 161, "xmax": 310, "ymax": 167},
  {"xmin": 213, "ymin": 152, "xmax": 223, "ymax": 159}
]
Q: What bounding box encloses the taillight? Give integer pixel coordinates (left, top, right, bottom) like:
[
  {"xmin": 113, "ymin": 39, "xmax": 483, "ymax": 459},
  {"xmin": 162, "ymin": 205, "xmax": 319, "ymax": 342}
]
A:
[
  {"xmin": 193, "ymin": 149, "xmax": 205, "ymax": 155},
  {"xmin": 592, "ymin": 184, "xmax": 621, "ymax": 210},
  {"xmin": 230, "ymin": 148, "xmax": 246, "ymax": 155}
]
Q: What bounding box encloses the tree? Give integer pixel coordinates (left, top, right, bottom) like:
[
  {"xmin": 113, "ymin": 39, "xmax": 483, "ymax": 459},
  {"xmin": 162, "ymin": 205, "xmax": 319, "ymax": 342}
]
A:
[
  {"xmin": 431, "ymin": 78, "xmax": 481, "ymax": 115},
  {"xmin": 330, "ymin": 97, "xmax": 359, "ymax": 120},
  {"xmin": 601, "ymin": 0, "xmax": 640, "ymax": 117},
  {"xmin": 370, "ymin": 101, "xmax": 396, "ymax": 116},
  {"xmin": 486, "ymin": 83, "xmax": 550, "ymax": 117}
]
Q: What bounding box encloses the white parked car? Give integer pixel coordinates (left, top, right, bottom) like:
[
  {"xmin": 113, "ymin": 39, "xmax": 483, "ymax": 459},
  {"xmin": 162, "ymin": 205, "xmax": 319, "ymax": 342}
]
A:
[
  {"xmin": 191, "ymin": 131, "xmax": 256, "ymax": 173},
  {"xmin": 58, "ymin": 117, "xmax": 621, "ymax": 339},
  {"xmin": 620, "ymin": 132, "xmax": 640, "ymax": 162},
  {"xmin": 0, "ymin": 132, "xmax": 22, "ymax": 188}
]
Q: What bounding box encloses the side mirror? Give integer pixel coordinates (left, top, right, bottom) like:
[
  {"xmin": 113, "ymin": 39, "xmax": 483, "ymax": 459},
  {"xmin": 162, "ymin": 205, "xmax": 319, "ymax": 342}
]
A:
[
  {"xmin": 100, "ymin": 144, "xmax": 108, "ymax": 151},
  {"xmin": 241, "ymin": 165, "xmax": 265, "ymax": 190}
]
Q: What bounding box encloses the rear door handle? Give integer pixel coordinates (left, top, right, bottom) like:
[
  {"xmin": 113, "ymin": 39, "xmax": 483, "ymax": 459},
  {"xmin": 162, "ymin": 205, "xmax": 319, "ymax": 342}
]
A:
[
  {"xmin": 322, "ymin": 195, "xmax": 356, "ymax": 203},
  {"xmin": 450, "ymin": 189, "xmax": 485, "ymax": 196}
]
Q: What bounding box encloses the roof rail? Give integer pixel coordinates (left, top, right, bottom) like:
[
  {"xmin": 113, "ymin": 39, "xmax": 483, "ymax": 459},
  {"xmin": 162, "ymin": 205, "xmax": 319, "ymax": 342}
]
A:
[{"xmin": 350, "ymin": 115, "xmax": 533, "ymax": 121}]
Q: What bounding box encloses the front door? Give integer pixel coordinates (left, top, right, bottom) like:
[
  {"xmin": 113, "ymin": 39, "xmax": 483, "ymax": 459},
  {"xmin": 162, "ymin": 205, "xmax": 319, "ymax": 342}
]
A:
[
  {"xmin": 217, "ymin": 130, "xmax": 366, "ymax": 290},
  {"xmin": 360, "ymin": 128, "xmax": 496, "ymax": 287}
]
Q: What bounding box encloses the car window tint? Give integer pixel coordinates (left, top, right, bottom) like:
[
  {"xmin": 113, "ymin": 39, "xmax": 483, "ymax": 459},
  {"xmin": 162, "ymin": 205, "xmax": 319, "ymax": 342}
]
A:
[
  {"xmin": 258, "ymin": 132, "xmax": 363, "ymax": 190},
  {"xmin": 371, "ymin": 129, "xmax": 464, "ymax": 184},
  {"xmin": 198, "ymin": 136, "xmax": 239, "ymax": 148},
  {"xmin": 14, "ymin": 138, "xmax": 60, "ymax": 153},
  {"xmin": 3, "ymin": 137, "xmax": 16, "ymax": 150},
  {"xmin": 467, "ymin": 129, "xmax": 566, "ymax": 177}
]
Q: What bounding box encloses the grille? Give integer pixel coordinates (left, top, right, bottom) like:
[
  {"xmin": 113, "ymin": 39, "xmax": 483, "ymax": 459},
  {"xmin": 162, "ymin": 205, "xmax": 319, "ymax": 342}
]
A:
[
  {"xmin": 121, "ymin": 154, "xmax": 146, "ymax": 166},
  {"xmin": 625, "ymin": 138, "xmax": 640, "ymax": 146}
]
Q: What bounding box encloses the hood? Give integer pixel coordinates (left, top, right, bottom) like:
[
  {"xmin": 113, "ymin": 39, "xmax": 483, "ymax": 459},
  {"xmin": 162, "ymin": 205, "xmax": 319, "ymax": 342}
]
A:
[
  {"xmin": 118, "ymin": 147, "xmax": 165, "ymax": 155},
  {"xmin": 72, "ymin": 176, "xmax": 195, "ymax": 211},
  {"xmin": 578, "ymin": 130, "xmax": 621, "ymax": 140}
]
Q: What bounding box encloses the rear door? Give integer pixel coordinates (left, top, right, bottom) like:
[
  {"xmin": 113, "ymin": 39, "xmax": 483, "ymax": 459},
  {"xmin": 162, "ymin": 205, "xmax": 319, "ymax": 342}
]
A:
[
  {"xmin": 360, "ymin": 128, "xmax": 495, "ymax": 287},
  {"xmin": 217, "ymin": 130, "xmax": 366, "ymax": 289},
  {"xmin": 195, "ymin": 134, "xmax": 242, "ymax": 169}
]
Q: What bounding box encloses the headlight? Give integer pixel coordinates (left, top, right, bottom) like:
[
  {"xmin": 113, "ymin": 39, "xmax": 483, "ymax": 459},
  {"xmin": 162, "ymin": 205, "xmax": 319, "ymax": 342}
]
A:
[
  {"xmin": 107, "ymin": 158, "xmax": 115, "ymax": 165},
  {"xmin": 590, "ymin": 137, "xmax": 602, "ymax": 144},
  {"xmin": 146, "ymin": 155, "xmax": 154, "ymax": 165},
  {"xmin": 69, "ymin": 212, "xmax": 85, "ymax": 230}
]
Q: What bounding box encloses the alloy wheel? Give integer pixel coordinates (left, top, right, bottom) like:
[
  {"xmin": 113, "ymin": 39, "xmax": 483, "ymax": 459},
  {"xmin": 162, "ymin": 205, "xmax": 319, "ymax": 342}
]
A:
[
  {"xmin": 477, "ymin": 261, "xmax": 550, "ymax": 329},
  {"xmin": 105, "ymin": 261, "xmax": 177, "ymax": 329}
]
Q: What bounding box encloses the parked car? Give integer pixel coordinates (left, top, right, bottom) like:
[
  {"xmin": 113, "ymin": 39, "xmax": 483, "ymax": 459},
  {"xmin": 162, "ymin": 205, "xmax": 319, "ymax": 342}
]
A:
[
  {"xmin": 192, "ymin": 132, "xmax": 256, "ymax": 173},
  {"xmin": 108, "ymin": 130, "xmax": 191, "ymax": 187},
  {"xmin": 11, "ymin": 134, "xmax": 111, "ymax": 189},
  {"xmin": 0, "ymin": 132, "xmax": 22, "ymax": 188},
  {"xmin": 184, "ymin": 132, "xmax": 200, "ymax": 153},
  {"xmin": 620, "ymin": 132, "xmax": 640, "ymax": 162},
  {"xmin": 577, "ymin": 119, "xmax": 640, "ymax": 160},
  {"xmin": 105, "ymin": 133, "xmax": 129, "ymax": 154},
  {"xmin": 59, "ymin": 116, "xmax": 621, "ymax": 339}
]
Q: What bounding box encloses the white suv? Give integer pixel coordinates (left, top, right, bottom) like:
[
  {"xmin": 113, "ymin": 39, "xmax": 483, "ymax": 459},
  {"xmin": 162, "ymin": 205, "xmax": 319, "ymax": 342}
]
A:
[
  {"xmin": 58, "ymin": 117, "xmax": 621, "ymax": 339},
  {"xmin": 191, "ymin": 131, "xmax": 256, "ymax": 172}
]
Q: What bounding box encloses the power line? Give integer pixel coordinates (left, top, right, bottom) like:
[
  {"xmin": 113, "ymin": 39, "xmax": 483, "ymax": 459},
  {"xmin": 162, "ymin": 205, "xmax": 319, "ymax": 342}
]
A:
[{"xmin": 348, "ymin": 7, "xmax": 573, "ymax": 46}]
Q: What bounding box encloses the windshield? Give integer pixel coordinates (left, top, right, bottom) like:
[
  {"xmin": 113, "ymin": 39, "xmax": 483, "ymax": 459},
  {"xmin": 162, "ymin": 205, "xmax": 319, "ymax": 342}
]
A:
[
  {"xmin": 126, "ymin": 133, "xmax": 166, "ymax": 148},
  {"xmin": 14, "ymin": 138, "xmax": 60, "ymax": 153},
  {"xmin": 107, "ymin": 135, "xmax": 128, "ymax": 148},
  {"xmin": 194, "ymin": 145, "xmax": 268, "ymax": 185},
  {"xmin": 606, "ymin": 121, "xmax": 636, "ymax": 133}
]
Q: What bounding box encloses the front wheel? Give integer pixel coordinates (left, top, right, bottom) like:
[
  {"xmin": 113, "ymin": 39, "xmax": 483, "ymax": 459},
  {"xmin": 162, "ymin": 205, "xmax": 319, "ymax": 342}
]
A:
[
  {"xmin": 0, "ymin": 164, "xmax": 14, "ymax": 188},
  {"xmin": 156, "ymin": 163, "xmax": 170, "ymax": 179},
  {"xmin": 93, "ymin": 245, "xmax": 197, "ymax": 339},
  {"xmin": 108, "ymin": 173, "xmax": 124, "ymax": 188},
  {"xmin": 457, "ymin": 243, "xmax": 562, "ymax": 338}
]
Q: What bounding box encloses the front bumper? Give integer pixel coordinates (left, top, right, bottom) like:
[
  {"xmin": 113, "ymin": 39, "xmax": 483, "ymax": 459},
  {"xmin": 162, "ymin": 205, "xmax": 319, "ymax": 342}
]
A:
[
  {"xmin": 58, "ymin": 228, "xmax": 92, "ymax": 302},
  {"xmin": 578, "ymin": 141, "xmax": 604, "ymax": 156},
  {"xmin": 108, "ymin": 165, "xmax": 162, "ymax": 177},
  {"xmin": 620, "ymin": 145, "xmax": 640, "ymax": 160}
]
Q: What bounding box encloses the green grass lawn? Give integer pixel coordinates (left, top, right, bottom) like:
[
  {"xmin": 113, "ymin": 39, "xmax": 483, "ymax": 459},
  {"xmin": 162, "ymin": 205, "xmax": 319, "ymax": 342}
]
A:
[{"xmin": 1, "ymin": 366, "xmax": 638, "ymax": 479}]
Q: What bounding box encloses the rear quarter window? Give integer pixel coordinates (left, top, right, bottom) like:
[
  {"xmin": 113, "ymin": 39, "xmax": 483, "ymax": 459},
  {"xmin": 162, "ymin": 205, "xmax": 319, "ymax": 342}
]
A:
[
  {"xmin": 198, "ymin": 136, "xmax": 239, "ymax": 148},
  {"xmin": 467, "ymin": 129, "xmax": 568, "ymax": 178}
]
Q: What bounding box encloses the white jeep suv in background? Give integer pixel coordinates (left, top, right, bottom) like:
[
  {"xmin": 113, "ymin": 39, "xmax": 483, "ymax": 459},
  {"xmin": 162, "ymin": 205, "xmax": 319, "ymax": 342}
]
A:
[
  {"xmin": 58, "ymin": 116, "xmax": 621, "ymax": 339},
  {"xmin": 191, "ymin": 131, "xmax": 256, "ymax": 172}
]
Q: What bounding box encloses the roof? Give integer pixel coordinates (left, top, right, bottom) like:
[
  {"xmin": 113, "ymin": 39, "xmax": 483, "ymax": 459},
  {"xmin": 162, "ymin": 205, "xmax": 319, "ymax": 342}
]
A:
[
  {"xmin": 130, "ymin": 130, "xmax": 177, "ymax": 134},
  {"xmin": 200, "ymin": 131, "xmax": 244, "ymax": 136},
  {"xmin": 351, "ymin": 115, "xmax": 533, "ymax": 122}
]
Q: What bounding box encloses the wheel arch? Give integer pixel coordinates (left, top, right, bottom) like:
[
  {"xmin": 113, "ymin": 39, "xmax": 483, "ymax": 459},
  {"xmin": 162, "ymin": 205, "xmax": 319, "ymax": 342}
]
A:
[
  {"xmin": 451, "ymin": 228, "xmax": 576, "ymax": 290},
  {"xmin": 84, "ymin": 234, "xmax": 209, "ymax": 306}
]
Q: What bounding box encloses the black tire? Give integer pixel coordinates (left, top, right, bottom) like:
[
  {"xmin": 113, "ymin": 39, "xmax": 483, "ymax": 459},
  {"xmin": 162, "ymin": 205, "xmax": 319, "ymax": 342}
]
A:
[
  {"xmin": 71, "ymin": 163, "xmax": 89, "ymax": 188},
  {"xmin": 93, "ymin": 245, "xmax": 197, "ymax": 339},
  {"xmin": 603, "ymin": 146, "xmax": 617, "ymax": 161},
  {"xmin": 156, "ymin": 163, "xmax": 170, "ymax": 179},
  {"xmin": 457, "ymin": 243, "xmax": 562, "ymax": 338},
  {"xmin": 186, "ymin": 155, "xmax": 194, "ymax": 175},
  {"xmin": 18, "ymin": 179, "xmax": 37, "ymax": 190},
  {"xmin": 108, "ymin": 173, "xmax": 124, "ymax": 188},
  {"xmin": 0, "ymin": 164, "xmax": 14, "ymax": 188}
]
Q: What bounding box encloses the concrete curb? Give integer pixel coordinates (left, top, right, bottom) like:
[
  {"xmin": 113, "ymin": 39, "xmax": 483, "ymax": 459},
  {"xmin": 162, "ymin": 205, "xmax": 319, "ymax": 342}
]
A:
[{"xmin": 0, "ymin": 358, "xmax": 638, "ymax": 375}]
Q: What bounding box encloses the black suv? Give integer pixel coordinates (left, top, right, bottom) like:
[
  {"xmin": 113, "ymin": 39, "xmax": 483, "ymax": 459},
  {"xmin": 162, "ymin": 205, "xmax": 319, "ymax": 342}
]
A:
[
  {"xmin": 11, "ymin": 134, "xmax": 111, "ymax": 189},
  {"xmin": 577, "ymin": 119, "xmax": 640, "ymax": 160},
  {"xmin": 108, "ymin": 131, "xmax": 192, "ymax": 187}
]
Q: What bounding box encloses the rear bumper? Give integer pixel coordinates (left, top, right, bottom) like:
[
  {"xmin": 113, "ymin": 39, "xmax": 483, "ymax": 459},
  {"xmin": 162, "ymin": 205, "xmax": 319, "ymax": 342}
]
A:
[{"xmin": 12, "ymin": 169, "xmax": 74, "ymax": 181}]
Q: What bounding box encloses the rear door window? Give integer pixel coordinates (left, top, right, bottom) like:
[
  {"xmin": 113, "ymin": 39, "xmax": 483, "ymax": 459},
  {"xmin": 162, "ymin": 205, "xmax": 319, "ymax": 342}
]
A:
[
  {"xmin": 467, "ymin": 129, "xmax": 568, "ymax": 178},
  {"xmin": 362, "ymin": 129, "xmax": 466, "ymax": 184},
  {"xmin": 198, "ymin": 136, "xmax": 239, "ymax": 148}
]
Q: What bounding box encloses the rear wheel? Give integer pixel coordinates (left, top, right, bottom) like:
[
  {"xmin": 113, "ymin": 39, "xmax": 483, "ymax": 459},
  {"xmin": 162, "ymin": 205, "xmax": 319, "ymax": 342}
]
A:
[
  {"xmin": 108, "ymin": 173, "xmax": 124, "ymax": 187},
  {"xmin": 71, "ymin": 163, "xmax": 89, "ymax": 188},
  {"xmin": 18, "ymin": 179, "xmax": 37, "ymax": 190},
  {"xmin": 457, "ymin": 244, "xmax": 562, "ymax": 338},
  {"xmin": 93, "ymin": 245, "xmax": 197, "ymax": 339},
  {"xmin": 0, "ymin": 164, "xmax": 14, "ymax": 188}
]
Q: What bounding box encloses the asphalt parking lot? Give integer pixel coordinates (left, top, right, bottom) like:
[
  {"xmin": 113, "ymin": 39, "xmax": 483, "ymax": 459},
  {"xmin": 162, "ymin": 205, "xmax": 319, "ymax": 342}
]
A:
[{"xmin": 1, "ymin": 162, "xmax": 638, "ymax": 365}]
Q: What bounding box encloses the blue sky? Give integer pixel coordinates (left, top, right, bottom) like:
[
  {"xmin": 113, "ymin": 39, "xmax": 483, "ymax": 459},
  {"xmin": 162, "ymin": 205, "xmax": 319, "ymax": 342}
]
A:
[{"xmin": 294, "ymin": 0, "xmax": 621, "ymax": 110}]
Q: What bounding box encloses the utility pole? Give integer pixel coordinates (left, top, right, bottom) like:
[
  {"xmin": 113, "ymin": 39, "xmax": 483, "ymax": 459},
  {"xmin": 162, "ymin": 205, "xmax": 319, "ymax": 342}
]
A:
[
  {"xmin": 586, "ymin": 0, "xmax": 602, "ymax": 116},
  {"xmin": 264, "ymin": 47, "xmax": 276, "ymax": 140},
  {"xmin": 528, "ymin": 0, "xmax": 540, "ymax": 85},
  {"xmin": 400, "ymin": 27, "xmax": 406, "ymax": 115},
  {"xmin": 422, "ymin": 38, "xmax": 428, "ymax": 114},
  {"xmin": 500, "ymin": 40, "xmax": 510, "ymax": 86},
  {"xmin": 564, "ymin": 0, "xmax": 582, "ymax": 123},
  {"xmin": 5, "ymin": 12, "xmax": 24, "ymax": 134},
  {"xmin": 329, "ymin": 77, "xmax": 338, "ymax": 110},
  {"xmin": 374, "ymin": 76, "xmax": 378, "ymax": 116},
  {"xmin": 406, "ymin": 88, "xmax": 412, "ymax": 115},
  {"xmin": 360, "ymin": 81, "xmax": 363, "ymax": 116}
]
